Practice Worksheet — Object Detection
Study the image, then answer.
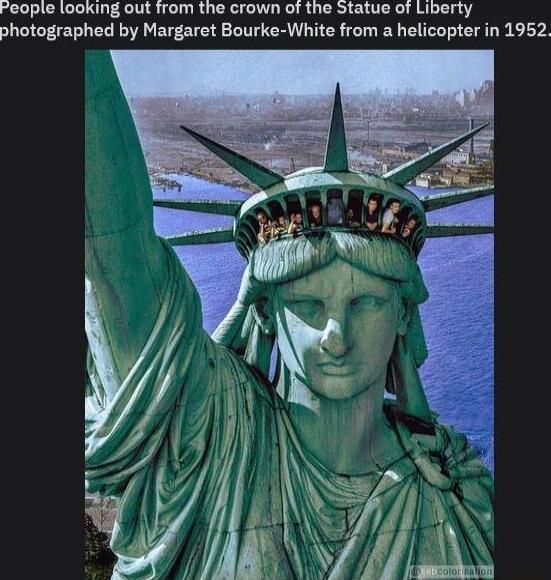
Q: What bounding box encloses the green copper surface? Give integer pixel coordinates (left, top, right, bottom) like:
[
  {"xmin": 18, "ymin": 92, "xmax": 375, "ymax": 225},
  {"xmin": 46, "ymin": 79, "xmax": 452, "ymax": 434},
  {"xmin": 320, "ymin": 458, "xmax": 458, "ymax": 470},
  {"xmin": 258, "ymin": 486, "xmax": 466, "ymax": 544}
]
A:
[
  {"xmin": 233, "ymin": 169, "xmax": 429, "ymax": 257},
  {"xmin": 153, "ymin": 198, "xmax": 242, "ymax": 216},
  {"xmin": 324, "ymin": 83, "xmax": 349, "ymax": 172},
  {"xmin": 181, "ymin": 125, "xmax": 283, "ymax": 189},
  {"xmin": 166, "ymin": 226, "xmax": 234, "ymax": 246},
  {"xmin": 422, "ymin": 185, "xmax": 494, "ymax": 212},
  {"xmin": 426, "ymin": 223, "xmax": 495, "ymax": 237},
  {"xmin": 85, "ymin": 49, "xmax": 167, "ymax": 380},
  {"xmin": 85, "ymin": 50, "xmax": 494, "ymax": 580}
]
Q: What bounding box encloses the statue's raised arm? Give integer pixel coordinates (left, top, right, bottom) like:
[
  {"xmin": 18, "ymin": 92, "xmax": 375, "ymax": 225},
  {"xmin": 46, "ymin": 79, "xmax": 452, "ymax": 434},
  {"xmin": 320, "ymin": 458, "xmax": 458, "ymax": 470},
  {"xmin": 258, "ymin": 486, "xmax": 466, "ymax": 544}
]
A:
[
  {"xmin": 85, "ymin": 50, "xmax": 169, "ymax": 382},
  {"xmin": 85, "ymin": 52, "xmax": 219, "ymax": 505}
]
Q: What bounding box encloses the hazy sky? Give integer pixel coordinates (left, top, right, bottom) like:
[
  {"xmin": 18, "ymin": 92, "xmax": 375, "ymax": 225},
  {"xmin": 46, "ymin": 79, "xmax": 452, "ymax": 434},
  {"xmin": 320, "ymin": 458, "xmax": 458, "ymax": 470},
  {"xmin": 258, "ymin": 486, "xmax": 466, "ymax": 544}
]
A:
[{"xmin": 112, "ymin": 50, "xmax": 493, "ymax": 96}]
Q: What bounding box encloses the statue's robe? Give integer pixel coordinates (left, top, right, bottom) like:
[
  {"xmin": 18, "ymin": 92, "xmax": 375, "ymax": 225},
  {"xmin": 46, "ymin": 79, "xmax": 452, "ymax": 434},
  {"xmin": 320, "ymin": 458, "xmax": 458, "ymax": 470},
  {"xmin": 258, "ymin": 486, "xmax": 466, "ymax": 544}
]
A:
[{"xmin": 85, "ymin": 247, "xmax": 494, "ymax": 580}]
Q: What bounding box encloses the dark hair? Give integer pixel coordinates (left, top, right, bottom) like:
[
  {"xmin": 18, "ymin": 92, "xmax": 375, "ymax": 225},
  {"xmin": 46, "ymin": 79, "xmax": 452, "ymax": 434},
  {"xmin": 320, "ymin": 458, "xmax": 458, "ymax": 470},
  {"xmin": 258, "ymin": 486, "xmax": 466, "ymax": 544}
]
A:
[
  {"xmin": 367, "ymin": 194, "xmax": 379, "ymax": 203},
  {"xmin": 388, "ymin": 199, "xmax": 400, "ymax": 207}
]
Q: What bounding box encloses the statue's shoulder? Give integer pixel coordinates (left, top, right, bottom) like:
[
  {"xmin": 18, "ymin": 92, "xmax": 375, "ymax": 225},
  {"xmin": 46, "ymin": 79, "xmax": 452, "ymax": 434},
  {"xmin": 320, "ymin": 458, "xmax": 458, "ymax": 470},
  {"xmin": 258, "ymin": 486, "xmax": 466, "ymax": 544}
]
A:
[{"xmin": 206, "ymin": 339, "xmax": 275, "ymax": 408}]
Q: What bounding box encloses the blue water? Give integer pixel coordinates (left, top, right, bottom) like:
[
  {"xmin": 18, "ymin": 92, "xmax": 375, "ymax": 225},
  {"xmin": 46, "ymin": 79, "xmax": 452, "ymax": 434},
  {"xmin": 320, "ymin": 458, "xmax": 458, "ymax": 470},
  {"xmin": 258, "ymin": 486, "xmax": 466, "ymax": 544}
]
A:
[{"xmin": 153, "ymin": 175, "xmax": 494, "ymax": 472}]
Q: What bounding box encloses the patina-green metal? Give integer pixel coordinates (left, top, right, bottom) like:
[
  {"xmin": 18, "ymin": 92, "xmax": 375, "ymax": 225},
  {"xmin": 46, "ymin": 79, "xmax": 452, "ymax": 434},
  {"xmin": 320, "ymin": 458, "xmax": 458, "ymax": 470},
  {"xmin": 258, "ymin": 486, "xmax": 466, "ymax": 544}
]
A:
[
  {"xmin": 85, "ymin": 50, "xmax": 494, "ymax": 580},
  {"xmin": 165, "ymin": 226, "xmax": 234, "ymax": 246},
  {"xmin": 324, "ymin": 82, "xmax": 349, "ymax": 172},
  {"xmin": 233, "ymin": 169, "xmax": 428, "ymax": 258},
  {"xmin": 153, "ymin": 198, "xmax": 242, "ymax": 216},
  {"xmin": 426, "ymin": 223, "xmax": 495, "ymax": 237},
  {"xmin": 421, "ymin": 185, "xmax": 494, "ymax": 211},
  {"xmin": 180, "ymin": 125, "xmax": 283, "ymax": 190}
]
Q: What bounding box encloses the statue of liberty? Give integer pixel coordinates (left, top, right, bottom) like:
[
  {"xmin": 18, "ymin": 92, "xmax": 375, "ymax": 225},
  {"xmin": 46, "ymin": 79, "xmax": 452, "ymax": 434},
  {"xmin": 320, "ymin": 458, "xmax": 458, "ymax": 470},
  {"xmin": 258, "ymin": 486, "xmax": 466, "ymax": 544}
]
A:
[{"xmin": 85, "ymin": 51, "xmax": 494, "ymax": 579}]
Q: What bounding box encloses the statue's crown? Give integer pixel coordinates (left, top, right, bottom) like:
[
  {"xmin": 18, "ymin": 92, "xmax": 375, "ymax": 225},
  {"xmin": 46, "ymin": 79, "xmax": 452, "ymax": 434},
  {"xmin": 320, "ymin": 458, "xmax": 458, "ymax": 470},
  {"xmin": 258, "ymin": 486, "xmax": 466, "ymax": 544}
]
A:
[{"xmin": 154, "ymin": 84, "xmax": 493, "ymax": 260}]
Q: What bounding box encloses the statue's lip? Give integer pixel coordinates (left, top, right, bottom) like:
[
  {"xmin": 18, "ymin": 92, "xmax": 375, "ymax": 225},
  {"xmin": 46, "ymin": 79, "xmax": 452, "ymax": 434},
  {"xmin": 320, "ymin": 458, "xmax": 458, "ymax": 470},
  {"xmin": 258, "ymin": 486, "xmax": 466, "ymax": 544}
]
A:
[{"xmin": 318, "ymin": 362, "xmax": 355, "ymax": 376}]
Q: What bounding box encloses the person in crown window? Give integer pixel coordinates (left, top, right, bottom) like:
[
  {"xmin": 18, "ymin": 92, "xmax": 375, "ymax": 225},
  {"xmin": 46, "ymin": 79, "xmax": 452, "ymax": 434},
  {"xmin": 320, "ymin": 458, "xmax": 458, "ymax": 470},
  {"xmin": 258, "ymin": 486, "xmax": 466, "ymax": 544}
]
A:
[
  {"xmin": 309, "ymin": 202, "xmax": 323, "ymax": 227},
  {"xmin": 381, "ymin": 199, "xmax": 401, "ymax": 234},
  {"xmin": 365, "ymin": 195, "xmax": 380, "ymax": 231}
]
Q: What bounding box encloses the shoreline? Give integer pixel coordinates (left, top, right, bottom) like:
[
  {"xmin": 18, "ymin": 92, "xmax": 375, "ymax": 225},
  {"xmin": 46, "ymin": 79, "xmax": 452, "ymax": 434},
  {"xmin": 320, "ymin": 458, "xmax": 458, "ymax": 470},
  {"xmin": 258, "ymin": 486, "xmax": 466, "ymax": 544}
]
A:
[
  {"xmin": 150, "ymin": 166, "xmax": 255, "ymax": 195},
  {"xmin": 149, "ymin": 166, "xmax": 491, "ymax": 195}
]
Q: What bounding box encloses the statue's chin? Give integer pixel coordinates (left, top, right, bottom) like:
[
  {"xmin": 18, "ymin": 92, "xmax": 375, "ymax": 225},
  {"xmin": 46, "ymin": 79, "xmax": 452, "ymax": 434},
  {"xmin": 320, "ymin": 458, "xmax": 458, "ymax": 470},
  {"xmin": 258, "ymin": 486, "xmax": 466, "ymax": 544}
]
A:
[
  {"xmin": 308, "ymin": 381, "xmax": 373, "ymax": 402},
  {"xmin": 293, "ymin": 370, "xmax": 376, "ymax": 403}
]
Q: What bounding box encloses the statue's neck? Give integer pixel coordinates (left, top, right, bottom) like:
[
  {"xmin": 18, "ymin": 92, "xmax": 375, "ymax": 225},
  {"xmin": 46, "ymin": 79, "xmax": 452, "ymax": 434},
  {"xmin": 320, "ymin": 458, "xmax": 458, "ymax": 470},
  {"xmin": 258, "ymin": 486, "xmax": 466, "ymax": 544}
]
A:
[{"xmin": 277, "ymin": 369, "xmax": 402, "ymax": 475}]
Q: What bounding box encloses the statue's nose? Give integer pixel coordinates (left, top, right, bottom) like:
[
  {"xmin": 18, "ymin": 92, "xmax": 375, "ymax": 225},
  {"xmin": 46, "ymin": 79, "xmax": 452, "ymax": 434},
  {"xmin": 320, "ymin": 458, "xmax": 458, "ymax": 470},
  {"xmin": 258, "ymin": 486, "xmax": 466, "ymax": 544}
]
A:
[{"xmin": 320, "ymin": 318, "xmax": 349, "ymax": 358}]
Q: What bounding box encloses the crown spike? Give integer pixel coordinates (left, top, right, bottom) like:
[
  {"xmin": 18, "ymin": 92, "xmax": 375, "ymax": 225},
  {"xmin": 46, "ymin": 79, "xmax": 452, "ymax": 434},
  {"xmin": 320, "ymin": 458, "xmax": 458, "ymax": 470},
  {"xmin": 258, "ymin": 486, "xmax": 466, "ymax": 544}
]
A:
[
  {"xmin": 181, "ymin": 126, "xmax": 283, "ymax": 190},
  {"xmin": 165, "ymin": 227, "xmax": 234, "ymax": 246},
  {"xmin": 422, "ymin": 185, "xmax": 494, "ymax": 212},
  {"xmin": 383, "ymin": 122, "xmax": 490, "ymax": 186},
  {"xmin": 324, "ymin": 83, "xmax": 349, "ymax": 172},
  {"xmin": 426, "ymin": 224, "xmax": 494, "ymax": 238},
  {"xmin": 154, "ymin": 198, "xmax": 242, "ymax": 216}
]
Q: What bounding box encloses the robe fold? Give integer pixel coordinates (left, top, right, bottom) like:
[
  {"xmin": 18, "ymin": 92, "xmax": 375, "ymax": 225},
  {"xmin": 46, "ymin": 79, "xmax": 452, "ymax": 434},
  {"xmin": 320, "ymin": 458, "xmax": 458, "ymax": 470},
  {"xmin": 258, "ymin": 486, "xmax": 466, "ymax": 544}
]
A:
[{"xmin": 85, "ymin": 244, "xmax": 493, "ymax": 580}]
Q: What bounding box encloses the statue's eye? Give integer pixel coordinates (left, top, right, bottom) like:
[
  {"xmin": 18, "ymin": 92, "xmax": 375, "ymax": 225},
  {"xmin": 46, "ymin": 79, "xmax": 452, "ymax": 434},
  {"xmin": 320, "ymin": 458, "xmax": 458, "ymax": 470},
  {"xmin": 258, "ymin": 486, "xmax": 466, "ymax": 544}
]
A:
[
  {"xmin": 350, "ymin": 295, "xmax": 386, "ymax": 310},
  {"xmin": 289, "ymin": 299, "xmax": 324, "ymax": 319}
]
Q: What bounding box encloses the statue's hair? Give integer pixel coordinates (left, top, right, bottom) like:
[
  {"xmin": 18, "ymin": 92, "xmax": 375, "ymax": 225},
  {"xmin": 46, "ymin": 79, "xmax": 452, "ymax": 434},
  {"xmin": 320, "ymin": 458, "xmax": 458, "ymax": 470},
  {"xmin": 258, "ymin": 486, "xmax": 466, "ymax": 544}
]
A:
[{"xmin": 251, "ymin": 231, "xmax": 428, "ymax": 305}]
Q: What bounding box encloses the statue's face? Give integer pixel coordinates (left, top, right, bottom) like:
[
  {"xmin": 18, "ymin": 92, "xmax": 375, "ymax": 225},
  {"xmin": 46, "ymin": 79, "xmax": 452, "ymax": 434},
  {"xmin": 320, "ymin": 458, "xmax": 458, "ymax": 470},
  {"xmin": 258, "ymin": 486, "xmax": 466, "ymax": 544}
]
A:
[{"xmin": 272, "ymin": 258, "xmax": 403, "ymax": 401}]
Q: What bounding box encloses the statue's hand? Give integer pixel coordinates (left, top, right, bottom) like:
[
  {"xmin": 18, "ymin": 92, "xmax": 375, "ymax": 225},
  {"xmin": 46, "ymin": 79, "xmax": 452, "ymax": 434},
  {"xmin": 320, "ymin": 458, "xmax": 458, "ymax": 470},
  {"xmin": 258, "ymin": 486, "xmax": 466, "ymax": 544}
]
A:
[{"xmin": 212, "ymin": 264, "xmax": 265, "ymax": 348}]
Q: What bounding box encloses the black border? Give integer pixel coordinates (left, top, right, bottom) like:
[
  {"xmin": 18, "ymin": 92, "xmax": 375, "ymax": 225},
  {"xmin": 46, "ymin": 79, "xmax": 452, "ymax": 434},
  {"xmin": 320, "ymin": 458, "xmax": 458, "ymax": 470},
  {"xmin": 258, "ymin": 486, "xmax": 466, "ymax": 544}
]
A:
[{"xmin": 6, "ymin": 3, "xmax": 550, "ymax": 576}]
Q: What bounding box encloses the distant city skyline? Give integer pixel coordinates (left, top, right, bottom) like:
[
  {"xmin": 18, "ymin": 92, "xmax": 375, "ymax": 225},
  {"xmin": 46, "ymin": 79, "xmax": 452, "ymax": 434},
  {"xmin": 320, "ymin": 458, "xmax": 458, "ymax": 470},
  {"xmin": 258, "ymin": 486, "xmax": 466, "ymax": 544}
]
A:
[{"xmin": 112, "ymin": 50, "xmax": 493, "ymax": 97}]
